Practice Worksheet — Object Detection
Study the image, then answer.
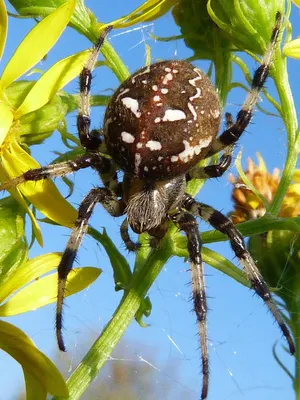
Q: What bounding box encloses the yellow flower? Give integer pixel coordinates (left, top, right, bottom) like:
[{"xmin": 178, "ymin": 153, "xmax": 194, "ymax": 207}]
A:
[
  {"xmin": 232, "ymin": 152, "xmax": 300, "ymax": 366},
  {"xmin": 282, "ymin": 1, "xmax": 300, "ymax": 59},
  {"xmin": 0, "ymin": 2, "xmax": 104, "ymax": 398},
  {"xmin": 0, "ymin": 0, "xmax": 93, "ymax": 245},
  {"xmin": 102, "ymin": 0, "xmax": 178, "ymax": 28},
  {"xmin": 0, "ymin": 0, "xmax": 179, "ymax": 245},
  {"xmin": 283, "ymin": 37, "xmax": 300, "ymax": 59},
  {"xmin": 229, "ymin": 153, "xmax": 300, "ymax": 223}
]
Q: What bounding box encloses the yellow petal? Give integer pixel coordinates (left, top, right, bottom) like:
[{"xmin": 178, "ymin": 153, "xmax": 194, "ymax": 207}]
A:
[
  {"xmin": 23, "ymin": 372, "xmax": 48, "ymax": 400},
  {"xmin": 1, "ymin": 140, "xmax": 77, "ymax": 227},
  {"xmin": 283, "ymin": 37, "xmax": 300, "ymax": 59},
  {"xmin": 104, "ymin": 0, "xmax": 177, "ymax": 28},
  {"xmin": 0, "ymin": 164, "xmax": 43, "ymax": 245},
  {"xmin": 286, "ymin": 183, "xmax": 300, "ymax": 196},
  {"xmin": 0, "ymin": 253, "xmax": 61, "ymax": 304},
  {"xmin": 0, "ymin": 0, "xmax": 76, "ymax": 91},
  {"xmin": 0, "ymin": 267, "xmax": 101, "ymax": 316},
  {"xmin": 0, "ymin": 101, "xmax": 13, "ymax": 147},
  {"xmin": 256, "ymin": 152, "xmax": 267, "ymax": 171},
  {"xmin": 15, "ymin": 49, "xmax": 90, "ymax": 118},
  {"xmin": 0, "ymin": 0, "xmax": 7, "ymax": 61},
  {"xmin": 292, "ymin": 0, "xmax": 300, "ymax": 7},
  {"xmin": 292, "ymin": 169, "xmax": 300, "ymax": 183},
  {"xmin": 0, "ymin": 320, "xmax": 68, "ymax": 397},
  {"xmin": 248, "ymin": 199, "xmax": 260, "ymax": 209}
]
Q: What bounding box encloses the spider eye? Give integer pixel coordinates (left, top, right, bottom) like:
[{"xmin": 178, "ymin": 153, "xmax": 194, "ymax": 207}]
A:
[{"xmin": 104, "ymin": 60, "xmax": 221, "ymax": 180}]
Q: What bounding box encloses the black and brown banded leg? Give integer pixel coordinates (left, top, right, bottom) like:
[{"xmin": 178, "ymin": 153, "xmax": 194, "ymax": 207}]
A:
[
  {"xmin": 77, "ymin": 26, "xmax": 112, "ymax": 150},
  {"xmin": 170, "ymin": 210, "xmax": 209, "ymax": 400},
  {"xmin": 0, "ymin": 152, "xmax": 114, "ymax": 191},
  {"xmin": 187, "ymin": 144, "xmax": 234, "ymax": 180},
  {"xmin": 183, "ymin": 193, "xmax": 296, "ymax": 355},
  {"xmin": 56, "ymin": 186, "xmax": 125, "ymax": 351},
  {"xmin": 120, "ymin": 218, "xmax": 141, "ymax": 252},
  {"xmin": 187, "ymin": 113, "xmax": 235, "ymax": 181},
  {"xmin": 209, "ymin": 12, "xmax": 281, "ymax": 155}
]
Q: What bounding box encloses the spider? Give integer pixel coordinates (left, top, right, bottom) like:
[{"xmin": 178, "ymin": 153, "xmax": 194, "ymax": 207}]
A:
[{"xmin": 0, "ymin": 11, "xmax": 295, "ymax": 400}]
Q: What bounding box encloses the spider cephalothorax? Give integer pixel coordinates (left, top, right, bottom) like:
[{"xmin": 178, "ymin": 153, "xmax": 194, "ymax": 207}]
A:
[
  {"xmin": 0, "ymin": 13, "xmax": 295, "ymax": 400},
  {"xmin": 123, "ymin": 174, "xmax": 185, "ymax": 234}
]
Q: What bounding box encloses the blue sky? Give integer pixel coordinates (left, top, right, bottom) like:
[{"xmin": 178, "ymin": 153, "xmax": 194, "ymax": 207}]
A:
[{"xmin": 1, "ymin": 1, "xmax": 300, "ymax": 399}]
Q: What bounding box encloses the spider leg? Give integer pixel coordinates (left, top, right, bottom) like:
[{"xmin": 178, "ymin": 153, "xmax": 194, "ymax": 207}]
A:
[
  {"xmin": 56, "ymin": 186, "xmax": 124, "ymax": 351},
  {"xmin": 0, "ymin": 152, "xmax": 113, "ymax": 191},
  {"xmin": 120, "ymin": 218, "xmax": 141, "ymax": 251},
  {"xmin": 183, "ymin": 194, "xmax": 296, "ymax": 355},
  {"xmin": 209, "ymin": 12, "xmax": 281, "ymax": 155},
  {"xmin": 170, "ymin": 210, "xmax": 209, "ymax": 400},
  {"xmin": 77, "ymin": 26, "xmax": 112, "ymax": 150},
  {"xmin": 187, "ymin": 112, "xmax": 235, "ymax": 180},
  {"xmin": 187, "ymin": 145, "xmax": 234, "ymax": 180},
  {"xmin": 224, "ymin": 112, "xmax": 234, "ymax": 129}
]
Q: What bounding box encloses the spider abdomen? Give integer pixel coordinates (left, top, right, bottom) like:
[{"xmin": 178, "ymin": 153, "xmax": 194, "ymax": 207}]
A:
[{"xmin": 104, "ymin": 60, "xmax": 221, "ymax": 180}]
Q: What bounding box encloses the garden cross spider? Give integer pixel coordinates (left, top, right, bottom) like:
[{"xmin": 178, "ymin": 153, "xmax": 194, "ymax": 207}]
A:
[{"xmin": 0, "ymin": 11, "xmax": 295, "ymax": 400}]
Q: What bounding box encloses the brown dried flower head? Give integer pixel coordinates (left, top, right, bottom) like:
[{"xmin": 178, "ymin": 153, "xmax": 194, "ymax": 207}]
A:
[{"xmin": 229, "ymin": 154, "xmax": 300, "ymax": 223}]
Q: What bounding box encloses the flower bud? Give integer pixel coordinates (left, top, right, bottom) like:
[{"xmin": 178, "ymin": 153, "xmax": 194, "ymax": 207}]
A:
[
  {"xmin": 4, "ymin": 81, "xmax": 69, "ymax": 146},
  {"xmin": 172, "ymin": 0, "xmax": 232, "ymax": 60},
  {"xmin": 207, "ymin": 0, "xmax": 285, "ymax": 55},
  {"xmin": 248, "ymin": 230, "xmax": 300, "ymax": 310}
]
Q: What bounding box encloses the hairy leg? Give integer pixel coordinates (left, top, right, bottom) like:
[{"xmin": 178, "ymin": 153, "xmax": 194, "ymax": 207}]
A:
[
  {"xmin": 209, "ymin": 13, "xmax": 281, "ymax": 155},
  {"xmin": 56, "ymin": 186, "xmax": 124, "ymax": 351},
  {"xmin": 170, "ymin": 210, "xmax": 209, "ymax": 400},
  {"xmin": 0, "ymin": 152, "xmax": 113, "ymax": 191},
  {"xmin": 187, "ymin": 145, "xmax": 234, "ymax": 180},
  {"xmin": 183, "ymin": 193, "xmax": 295, "ymax": 355},
  {"xmin": 77, "ymin": 26, "xmax": 112, "ymax": 150},
  {"xmin": 187, "ymin": 113, "xmax": 234, "ymax": 180}
]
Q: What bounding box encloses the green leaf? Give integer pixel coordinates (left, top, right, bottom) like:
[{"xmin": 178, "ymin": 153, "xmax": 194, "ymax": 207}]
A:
[
  {"xmin": 135, "ymin": 296, "xmax": 152, "ymax": 327},
  {"xmin": 200, "ymin": 215, "xmax": 300, "ymax": 245},
  {"xmin": 18, "ymin": 94, "xmax": 69, "ymax": 136},
  {"xmin": 5, "ymin": 81, "xmax": 36, "ymax": 109},
  {"xmin": 89, "ymin": 227, "xmax": 132, "ymax": 291},
  {"xmin": 89, "ymin": 227, "xmax": 153, "ymax": 326},
  {"xmin": 0, "ymin": 196, "xmax": 28, "ymax": 292},
  {"xmin": 202, "ymin": 247, "xmax": 249, "ymax": 287}
]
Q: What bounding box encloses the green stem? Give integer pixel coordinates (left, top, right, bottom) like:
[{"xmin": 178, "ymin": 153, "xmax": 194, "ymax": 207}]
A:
[
  {"xmin": 232, "ymin": 55, "xmax": 282, "ymax": 114},
  {"xmin": 213, "ymin": 42, "xmax": 232, "ymax": 105},
  {"xmin": 52, "ymin": 247, "xmax": 170, "ymax": 400},
  {"xmin": 269, "ymin": 47, "xmax": 299, "ymax": 215},
  {"xmin": 101, "ymin": 40, "xmax": 130, "ymax": 82}
]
